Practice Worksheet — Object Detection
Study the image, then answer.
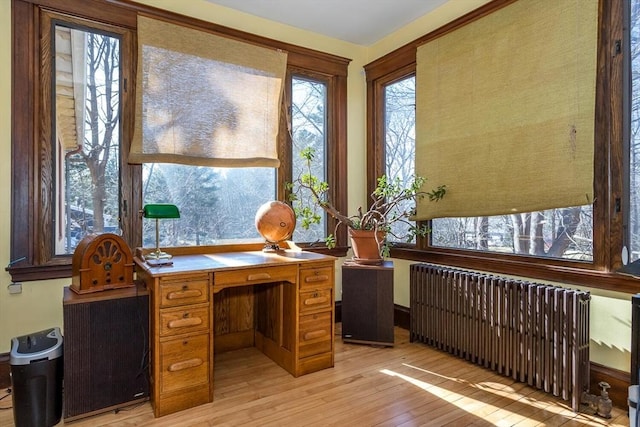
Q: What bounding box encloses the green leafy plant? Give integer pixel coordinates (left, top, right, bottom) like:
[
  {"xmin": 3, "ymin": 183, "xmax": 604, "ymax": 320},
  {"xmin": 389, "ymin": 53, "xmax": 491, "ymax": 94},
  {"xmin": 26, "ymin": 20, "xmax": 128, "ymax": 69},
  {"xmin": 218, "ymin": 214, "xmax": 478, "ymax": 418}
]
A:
[{"xmin": 287, "ymin": 147, "xmax": 446, "ymax": 257}]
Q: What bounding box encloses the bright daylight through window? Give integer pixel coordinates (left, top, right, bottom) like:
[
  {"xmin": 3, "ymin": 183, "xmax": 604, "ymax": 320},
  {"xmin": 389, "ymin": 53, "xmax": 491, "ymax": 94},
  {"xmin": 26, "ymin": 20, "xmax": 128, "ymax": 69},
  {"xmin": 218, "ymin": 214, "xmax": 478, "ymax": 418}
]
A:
[
  {"xmin": 56, "ymin": 26, "xmax": 122, "ymax": 255},
  {"xmin": 141, "ymin": 76, "xmax": 328, "ymax": 247},
  {"xmin": 142, "ymin": 166, "xmax": 276, "ymax": 247},
  {"xmin": 290, "ymin": 76, "xmax": 328, "ymax": 244},
  {"xmin": 385, "ymin": 76, "xmax": 418, "ymax": 243},
  {"xmin": 383, "ymin": 70, "xmax": 593, "ymax": 260},
  {"xmin": 630, "ymin": 0, "xmax": 640, "ymax": 263}
]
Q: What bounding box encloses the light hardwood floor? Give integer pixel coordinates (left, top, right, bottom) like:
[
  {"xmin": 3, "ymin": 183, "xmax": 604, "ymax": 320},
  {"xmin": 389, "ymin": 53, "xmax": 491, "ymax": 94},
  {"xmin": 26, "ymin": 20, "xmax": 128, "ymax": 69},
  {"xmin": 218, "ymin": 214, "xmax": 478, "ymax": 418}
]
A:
[{"xmin": 0, "ymin": 325, "xmax": 630, "ymax": 426}]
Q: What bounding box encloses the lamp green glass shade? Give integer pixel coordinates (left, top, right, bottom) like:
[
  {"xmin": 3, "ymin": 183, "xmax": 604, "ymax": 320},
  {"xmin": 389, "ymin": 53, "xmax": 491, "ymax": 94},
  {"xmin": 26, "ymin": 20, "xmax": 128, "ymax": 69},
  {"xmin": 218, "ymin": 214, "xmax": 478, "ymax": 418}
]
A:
[
  {"xmin": 143, "ymin": 204, "xmax": 180, "ymax": 219},
  {"xmin": 143, "ymin": 204, "xmax": 180, "ymax": 261}
]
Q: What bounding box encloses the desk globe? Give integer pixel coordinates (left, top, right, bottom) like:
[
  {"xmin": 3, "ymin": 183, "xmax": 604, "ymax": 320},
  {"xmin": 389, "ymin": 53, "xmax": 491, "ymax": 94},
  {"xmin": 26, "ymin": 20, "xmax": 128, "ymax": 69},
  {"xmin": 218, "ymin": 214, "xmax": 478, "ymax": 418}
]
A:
[{"xmin": 255, "ymin": 200, "xmax": 296, "ymax": 251}]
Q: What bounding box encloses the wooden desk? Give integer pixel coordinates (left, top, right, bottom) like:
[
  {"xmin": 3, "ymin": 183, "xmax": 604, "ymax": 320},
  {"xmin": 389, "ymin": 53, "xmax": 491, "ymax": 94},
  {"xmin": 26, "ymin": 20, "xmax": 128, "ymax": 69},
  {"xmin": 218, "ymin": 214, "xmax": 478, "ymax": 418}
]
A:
[{"xmin": 135, "ymin": 250, "xmax": 336, "ymax": 417}]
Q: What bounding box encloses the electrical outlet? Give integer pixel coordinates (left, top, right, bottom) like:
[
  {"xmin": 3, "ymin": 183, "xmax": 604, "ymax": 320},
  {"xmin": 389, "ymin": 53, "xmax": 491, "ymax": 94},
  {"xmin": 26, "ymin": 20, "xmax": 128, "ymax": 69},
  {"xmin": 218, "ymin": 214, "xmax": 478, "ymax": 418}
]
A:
[{"xmin": 8, "ymin": 283, "xmax": 22, "ymax": 294}]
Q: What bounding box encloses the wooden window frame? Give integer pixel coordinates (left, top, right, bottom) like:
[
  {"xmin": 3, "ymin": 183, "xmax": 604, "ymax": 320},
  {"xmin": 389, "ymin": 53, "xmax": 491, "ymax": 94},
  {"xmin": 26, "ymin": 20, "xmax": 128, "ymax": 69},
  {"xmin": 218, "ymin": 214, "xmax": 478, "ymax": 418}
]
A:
[
  {"xmin": 9, "ymin": 0, "xmax": 349, "ymax": 282},
  {"xmin": 283, "ymin": 67, "xmax": 349, "ymax": 251},
  {"xmin": 365, "ymin": 0, "xmax": 633, "ymax": 292}
]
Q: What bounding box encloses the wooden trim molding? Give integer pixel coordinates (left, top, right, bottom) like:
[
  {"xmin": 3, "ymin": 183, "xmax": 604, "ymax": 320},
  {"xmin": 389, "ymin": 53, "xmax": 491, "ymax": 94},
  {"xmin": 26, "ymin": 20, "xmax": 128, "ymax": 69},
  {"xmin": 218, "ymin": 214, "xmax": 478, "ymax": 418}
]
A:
[
  {"xmin": 391, "ymin": 246, "xmax": 640, "ymax": 294},
  {"xmin": 0, "ymin": 354, "xmax": 10, "ymax": 390},
  {"xmin": 363, "ymin": 0, "xmax": 515, "ymax": 80},
  {"xmin": 0, "ymin": 317, "xmax": 631, "ymax": 410},
  {"xmin": 394, "ymin": 304, "xmax": 410, "ymax": 330},
  {"xmin": 391, "ymin": 305, "xmax": 631, "ymax": 410},
  {"xmin": 10, "ymin": 0, "xmax": 350, "ymax": 282},
  {"xmin": 590, "ymin": 362, "xmax": 630, "ymax": 411},
  {"xmin": 365, "ymin": 0, "xmax": 632, "ymax": 296}
]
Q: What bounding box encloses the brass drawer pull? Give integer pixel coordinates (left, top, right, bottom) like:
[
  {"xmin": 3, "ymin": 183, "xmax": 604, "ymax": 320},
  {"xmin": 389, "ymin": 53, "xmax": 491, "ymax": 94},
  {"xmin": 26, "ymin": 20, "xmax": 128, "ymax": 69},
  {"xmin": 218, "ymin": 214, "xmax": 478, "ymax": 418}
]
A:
[
  {"xmin": 305, "ymin": 274, "xmax": 329, "ymax": 283},
  {"xmin": 304, "ymin": 330, "xmax": 327, "ymax": 340},
  {"xmin": 304, "ymin": 296, "xmax": 328, "ymax": 305},
  {"xmin": 168, "ymin": 358, "xmax": 203, "ymax": 372},
  {"xmin": 168, "ymin": 317, "xmax": 203, "ymax": 329},
  {"xmin": 167, "ymin": 289, "xmax": 202, "ymax": 300},
  {"xmin": 247, "ymin": 273, "xmax": 271, "ymax": 281}
]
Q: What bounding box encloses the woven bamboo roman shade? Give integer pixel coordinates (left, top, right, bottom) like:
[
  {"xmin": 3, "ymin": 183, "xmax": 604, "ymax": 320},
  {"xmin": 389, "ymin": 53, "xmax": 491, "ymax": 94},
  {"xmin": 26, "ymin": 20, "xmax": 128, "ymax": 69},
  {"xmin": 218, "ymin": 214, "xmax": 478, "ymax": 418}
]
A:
[
  {"xmin": 414, "ymin": 0, "xmax": 598, "ymax": 220},
  {"xmin": 130, "ymin": 16, "xmax": 287, "ymax": 167}
]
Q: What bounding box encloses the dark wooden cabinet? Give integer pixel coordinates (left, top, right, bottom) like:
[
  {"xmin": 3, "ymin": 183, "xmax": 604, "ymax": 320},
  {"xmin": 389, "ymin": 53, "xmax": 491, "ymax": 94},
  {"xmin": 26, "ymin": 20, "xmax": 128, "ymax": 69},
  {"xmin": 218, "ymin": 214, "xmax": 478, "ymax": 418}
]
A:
[
  {"xmin": 63, "ymin": 286, "xmax": 149, "ymax": 421},
  {"xmin": 341, "ymin": 261, "xmax": 394, "ymax": 346}
]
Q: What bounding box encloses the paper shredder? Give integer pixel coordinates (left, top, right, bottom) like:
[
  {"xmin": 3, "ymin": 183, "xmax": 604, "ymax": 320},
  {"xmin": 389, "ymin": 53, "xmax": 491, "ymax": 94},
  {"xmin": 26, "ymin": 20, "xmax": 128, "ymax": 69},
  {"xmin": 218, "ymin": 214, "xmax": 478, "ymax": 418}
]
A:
[{"xmin": 10, "ymin": 327, "xmax": 63, "ymax": 427}]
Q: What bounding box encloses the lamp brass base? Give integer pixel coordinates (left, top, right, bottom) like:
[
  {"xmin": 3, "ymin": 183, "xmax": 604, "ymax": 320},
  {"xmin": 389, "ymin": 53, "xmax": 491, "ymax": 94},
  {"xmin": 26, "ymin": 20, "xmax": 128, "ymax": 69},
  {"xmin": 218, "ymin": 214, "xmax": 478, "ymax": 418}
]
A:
[
  {"xmin": 146, "ymin": 257, "xmax": 173, "ymax": 267},
  {"xmin": 145, "ymin": 250, "xmax": 173, "ymax": 260}
]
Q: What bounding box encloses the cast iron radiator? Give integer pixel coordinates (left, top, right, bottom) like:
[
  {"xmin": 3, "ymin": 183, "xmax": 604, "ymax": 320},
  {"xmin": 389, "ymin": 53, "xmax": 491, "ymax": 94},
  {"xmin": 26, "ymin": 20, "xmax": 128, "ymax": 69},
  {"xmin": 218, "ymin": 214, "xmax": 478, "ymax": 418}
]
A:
[{"xmin": 409, "ymin": 263, "xmax": 590, "ymax": 411}]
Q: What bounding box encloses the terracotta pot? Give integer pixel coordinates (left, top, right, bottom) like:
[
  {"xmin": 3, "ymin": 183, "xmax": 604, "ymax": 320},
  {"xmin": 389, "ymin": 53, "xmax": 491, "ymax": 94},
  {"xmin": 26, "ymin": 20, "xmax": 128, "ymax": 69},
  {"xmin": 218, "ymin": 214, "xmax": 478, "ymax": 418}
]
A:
[{"xmin": 348, "ymin": 228, "xmax": 385, "ymax": 264}]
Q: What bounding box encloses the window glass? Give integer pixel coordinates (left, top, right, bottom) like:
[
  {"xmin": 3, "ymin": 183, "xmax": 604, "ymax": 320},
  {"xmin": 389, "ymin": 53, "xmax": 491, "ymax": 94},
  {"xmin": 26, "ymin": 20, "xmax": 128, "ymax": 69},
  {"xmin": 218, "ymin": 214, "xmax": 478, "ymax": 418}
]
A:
[
  {"xmin": 290, "ymin": 76, "xmax": 328, "ymax": 244},
  {"xmin": 431, "ymin": 207, "xmax": 593, "ymax": 260},
  {"xmin": 10, "ymin": 0, "xmax": 349, "ymax": 282},
  {"xmin": 55, "ymin": 26, "xmax": 121, "ymax": 254},
  {"xmin": 379, "ymin": 73, "xmax": 594, "ymax": 260},
  {"xmin": 630, "ymin": 0, "xmax": 640, "ymax": 262},
  {"xmin": 384, "ymin": 76, "xmax": 417, "ymax": 243},
  {"xmin": 142, "ymin": 165, "xmax": 275, "ymax": 246}
]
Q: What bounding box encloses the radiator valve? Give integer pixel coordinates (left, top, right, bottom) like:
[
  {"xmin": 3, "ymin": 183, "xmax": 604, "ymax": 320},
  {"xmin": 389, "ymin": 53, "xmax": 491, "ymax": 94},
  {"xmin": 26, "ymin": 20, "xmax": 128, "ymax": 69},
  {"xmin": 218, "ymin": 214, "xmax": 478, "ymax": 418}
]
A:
[{"xmin": 582, "ymin": 381, "xmax": 612, "ymax": 419}]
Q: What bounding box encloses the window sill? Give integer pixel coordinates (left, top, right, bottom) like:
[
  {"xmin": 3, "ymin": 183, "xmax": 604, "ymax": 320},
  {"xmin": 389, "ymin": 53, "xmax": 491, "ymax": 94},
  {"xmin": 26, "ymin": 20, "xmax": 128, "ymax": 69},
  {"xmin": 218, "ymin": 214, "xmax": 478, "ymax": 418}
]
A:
[
  {"xmin": 7, "ymin": 244, "xmax": 350, "ymax": 282},
  {"xmin": 7, "ymin": 263, "xmax": 72, "ymax": 283},
  {"xmin": 297, "ymin": 245, "xmax": 349, "ymax": 258},
  {"xmin": 390, "ymin": 247, "xmax": 640, "ymax": 294}
]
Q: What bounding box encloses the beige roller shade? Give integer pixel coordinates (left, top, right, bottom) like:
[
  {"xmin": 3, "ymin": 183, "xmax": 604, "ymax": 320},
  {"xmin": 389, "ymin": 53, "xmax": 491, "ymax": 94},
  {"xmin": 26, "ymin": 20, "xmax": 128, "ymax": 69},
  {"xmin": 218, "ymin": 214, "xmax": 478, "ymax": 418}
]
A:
[
  {"xmin": 415, "ymin": 0, "xmax": 598, "ymax": 220},
  {"xmin": 131, "ymin": 15, "xmax": 287, "ymax": 167}
]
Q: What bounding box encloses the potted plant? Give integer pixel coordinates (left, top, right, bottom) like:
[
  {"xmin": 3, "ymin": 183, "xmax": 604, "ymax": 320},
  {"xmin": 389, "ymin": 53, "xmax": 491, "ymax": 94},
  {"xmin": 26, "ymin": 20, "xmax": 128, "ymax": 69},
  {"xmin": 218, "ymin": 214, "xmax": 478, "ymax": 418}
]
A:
[{"xmin": 287, "ymin": 147, "xmax": 445, "ymax": 263}]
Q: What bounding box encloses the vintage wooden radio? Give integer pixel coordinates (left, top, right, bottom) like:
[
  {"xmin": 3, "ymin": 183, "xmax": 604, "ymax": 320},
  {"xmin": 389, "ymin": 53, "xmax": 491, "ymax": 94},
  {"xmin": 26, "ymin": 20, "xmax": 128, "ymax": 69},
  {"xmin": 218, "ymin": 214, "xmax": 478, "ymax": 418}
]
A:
[{"xmin": 71, "ymin": 233, "xmax": 135, "ymax": 294}]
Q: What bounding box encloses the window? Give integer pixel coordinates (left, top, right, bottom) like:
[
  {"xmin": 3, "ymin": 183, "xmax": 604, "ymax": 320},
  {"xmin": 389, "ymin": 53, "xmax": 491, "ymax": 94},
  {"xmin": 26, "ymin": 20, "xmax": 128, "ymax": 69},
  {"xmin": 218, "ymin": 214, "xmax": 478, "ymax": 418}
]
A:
[
  {"xmin": 378, "ymin": 70, "xmax": 595, "ymax": 259},
  {"xmin": 142, "ymin": 165, "xmax": 276, "ymax": 246},
  {"xmin": 291, "ymin": 75, "xmax": 328, "ymax": 244},
  {"xmin": 55, "ymin": 25, "xmax": 123, "ymax": 255},
  {"xmin": 9, "ymin": 4, "xmax": 136, "ymax": 282},
  {"xmin": 431, "ymin": 208, "xmax": 593, "ymax": 260},
  {"xmin": 140, "ymin": 74, "xmax": 334, "ymax": 248},
  {"xmin": 629, "ymin": 0, "xmax": 640, "ymax": 264},
  {"xmin": 366, "ymin": 0, "xmax": 629, "ymax": 292},
  {"xmin": 378, "ymin": 73, "xmax": 594, "ymax": 260},
  {"xmin": 10, "ymin": 0, "xmax": 349, "ymax": 281},
  {"xmin": 384, "ymin": 75, "xmax": 417, "ymax": 243}
]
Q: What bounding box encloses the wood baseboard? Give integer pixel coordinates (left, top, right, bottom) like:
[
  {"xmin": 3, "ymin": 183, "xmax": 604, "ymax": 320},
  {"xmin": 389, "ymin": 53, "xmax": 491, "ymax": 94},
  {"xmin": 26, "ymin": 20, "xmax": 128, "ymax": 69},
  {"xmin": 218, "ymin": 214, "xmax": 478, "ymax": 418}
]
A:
[
  {"xmin": 394, "ymin": 304, "xmax": 410, "ymax": 329},
  {"xmin": 590, "ymin": 362, "xmax": 630, "ymax": 410},
  {"xmin": 0, "ymin": 354, "xmax": 9, "ymax": 390},
  {"xmin": 391, "ymin": 305, "xmax": 632, "ymax": 410},
  {"xmin": 0, "ymin": 304, "xmax": 631, "ymax": 411},
  {"xmin": 390, "ymin": 305, "xmax": 630, "ymax": 410}
]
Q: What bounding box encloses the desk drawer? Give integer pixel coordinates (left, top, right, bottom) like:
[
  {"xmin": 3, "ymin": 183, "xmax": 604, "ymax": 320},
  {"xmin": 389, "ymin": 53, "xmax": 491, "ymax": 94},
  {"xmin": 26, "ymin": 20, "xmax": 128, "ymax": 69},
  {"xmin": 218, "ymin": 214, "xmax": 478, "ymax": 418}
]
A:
[
  {"xmin": 299, "ymin": 289, "xmax": 332, "ymax": 313},
  {"xmin": 159, "ymin": 303, "xmax": 210, "ymax": 337},
  {"xmin": 215, "ymin": 265, "xmax": 296, "ymax": 288},
  {"xmin": 299, "ymin": 311, "xmax": 332, "ymax": 359},
  {"xmin": 299, "ymin": 266, "xmax": 333, "ymax": 290},
  {"xmin": 159, "ymin": 276, "xmax": 209, "ymax": 308},
  {"xmin": 160, "ymin": 334, "xmax": 209, "ymax": 394}
]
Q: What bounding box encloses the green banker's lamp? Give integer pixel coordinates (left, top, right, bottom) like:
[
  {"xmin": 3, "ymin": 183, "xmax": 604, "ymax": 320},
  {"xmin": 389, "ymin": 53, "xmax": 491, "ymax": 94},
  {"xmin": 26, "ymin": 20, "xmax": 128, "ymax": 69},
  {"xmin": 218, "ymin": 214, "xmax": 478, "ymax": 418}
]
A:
[{"xmin": 143, "ymin": 204, "xmax": 180, "ymax": 260}]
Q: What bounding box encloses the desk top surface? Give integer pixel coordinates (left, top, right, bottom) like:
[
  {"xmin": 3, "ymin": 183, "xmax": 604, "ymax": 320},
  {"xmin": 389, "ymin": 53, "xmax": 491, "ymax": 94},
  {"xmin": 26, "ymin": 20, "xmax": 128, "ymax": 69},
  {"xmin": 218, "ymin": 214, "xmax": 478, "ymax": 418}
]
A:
[{"xmin": 135, "ymin": 250, "xmax": 335, "ymax": 277}]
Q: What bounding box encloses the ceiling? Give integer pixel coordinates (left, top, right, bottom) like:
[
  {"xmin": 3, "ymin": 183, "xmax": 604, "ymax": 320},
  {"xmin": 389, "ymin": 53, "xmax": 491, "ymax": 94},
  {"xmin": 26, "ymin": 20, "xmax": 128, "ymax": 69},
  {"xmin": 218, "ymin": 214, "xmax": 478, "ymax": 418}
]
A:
[{"xmin": 203, "ymin": 0, "xmax": 450, "ymax": 46}]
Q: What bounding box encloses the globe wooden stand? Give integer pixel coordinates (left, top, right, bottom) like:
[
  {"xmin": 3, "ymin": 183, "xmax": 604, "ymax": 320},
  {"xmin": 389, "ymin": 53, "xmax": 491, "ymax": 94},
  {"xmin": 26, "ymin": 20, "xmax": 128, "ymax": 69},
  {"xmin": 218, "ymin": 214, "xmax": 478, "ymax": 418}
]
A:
[
  {"xmin": 262, "ymin": 242, "xmax": 285, "ymax": 252},
  {"xmin": 255, "ymin": 201, "xmax": 296, "ymax": 253}
]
